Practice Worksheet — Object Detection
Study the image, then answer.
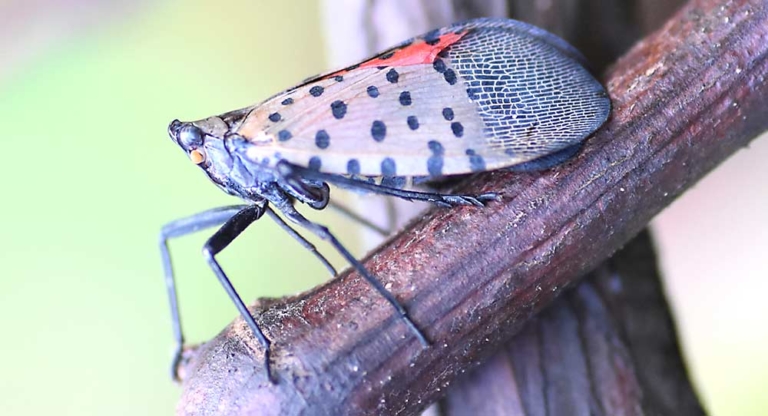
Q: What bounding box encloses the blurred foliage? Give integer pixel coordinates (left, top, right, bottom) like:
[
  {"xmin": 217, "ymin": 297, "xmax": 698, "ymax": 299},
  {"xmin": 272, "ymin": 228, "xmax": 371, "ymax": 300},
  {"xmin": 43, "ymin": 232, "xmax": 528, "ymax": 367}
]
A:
[{"xmin": 0, "ymin": 1, "xmax": 352, "ymax": 414}]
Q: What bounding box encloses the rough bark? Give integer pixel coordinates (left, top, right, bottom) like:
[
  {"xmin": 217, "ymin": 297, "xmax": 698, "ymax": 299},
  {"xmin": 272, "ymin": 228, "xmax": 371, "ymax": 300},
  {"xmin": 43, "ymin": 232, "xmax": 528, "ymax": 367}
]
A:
[
  {"xmin": 177, "ymin": 0, "xmax": 767, "ymax": 414},
  {"xmin": 439, "ymin": 1, "xmax": 699, "ymax": 415},
  {"xmin": 438, "ymin": 231, "xmax": 704, "ymax": 416}
]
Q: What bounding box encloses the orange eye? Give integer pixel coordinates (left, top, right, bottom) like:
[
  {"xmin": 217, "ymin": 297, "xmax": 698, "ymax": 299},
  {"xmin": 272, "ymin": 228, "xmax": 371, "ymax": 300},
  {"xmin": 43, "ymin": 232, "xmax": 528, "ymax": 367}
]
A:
[{"xmin": 189, "ymin": 149, "xmax": 205, "ymax": 164}]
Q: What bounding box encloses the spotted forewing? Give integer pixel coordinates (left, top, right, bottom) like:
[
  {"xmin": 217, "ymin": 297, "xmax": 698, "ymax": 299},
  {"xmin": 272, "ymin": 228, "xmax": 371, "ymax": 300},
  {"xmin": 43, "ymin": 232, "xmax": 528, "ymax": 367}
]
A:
[{"xmin": 231, "ymin": 18, "xmax": 610, "ymax": 179}]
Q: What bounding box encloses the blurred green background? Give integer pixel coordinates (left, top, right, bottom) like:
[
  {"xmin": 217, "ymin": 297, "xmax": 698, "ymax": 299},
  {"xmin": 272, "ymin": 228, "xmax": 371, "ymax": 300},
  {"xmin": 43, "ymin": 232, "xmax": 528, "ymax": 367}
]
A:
[{"xmin": 0, "ymin": 1, "xmax": 765, "ymax": 415}]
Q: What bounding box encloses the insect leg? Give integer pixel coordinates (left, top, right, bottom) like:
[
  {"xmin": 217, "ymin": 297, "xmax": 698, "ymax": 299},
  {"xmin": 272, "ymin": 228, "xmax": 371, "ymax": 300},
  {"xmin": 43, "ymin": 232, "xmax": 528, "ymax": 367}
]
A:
[
  {"xmin": 278, "ymin": 161, "xmax": 498, "ymax": 207},
  {"xmin": 159, "ymin": 204, "xmax": 251, "ymax": 380},
  {"xmin": 324, "ymin": 175, "xmax": 497, "ymax": 207},
  {"xmin": 200, "ymin": 204, "xmax": 281, "ymax": 383},
  {"xmin": 326, "ymin": 199, "xmax": 391, "ymax": 237},
  {"xmin": 272, "ymin": 198, "xmax": 431, "ymax": 348},
  {"xmin": 264, "ymin": 206, "xmax": 337, "ymax": 276}
]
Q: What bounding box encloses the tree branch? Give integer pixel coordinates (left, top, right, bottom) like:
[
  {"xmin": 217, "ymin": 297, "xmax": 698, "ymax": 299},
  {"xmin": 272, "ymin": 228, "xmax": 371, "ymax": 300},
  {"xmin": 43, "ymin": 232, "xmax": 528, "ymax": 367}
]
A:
[
  {"xmin": 438, "ymin": 1, "xmax": 699, "ymax": 415},
  {"xmin": 438, "ymin": 230, "xmax": 704, "ymax": 415},
  {"xmin": 177, "ymin": 0, "xmax": 767, "ymax": 414}
]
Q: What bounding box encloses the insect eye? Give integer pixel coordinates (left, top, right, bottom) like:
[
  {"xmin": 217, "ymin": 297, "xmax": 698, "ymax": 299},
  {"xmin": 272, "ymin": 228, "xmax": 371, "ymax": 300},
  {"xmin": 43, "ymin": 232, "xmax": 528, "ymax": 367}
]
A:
[
  {"xmin": 167, "ymin": 119, "xmax": 182, "ymax": 139},
  {"xmin": 178, "ymin": 124, "xmax": 204, "ymax": 149}
]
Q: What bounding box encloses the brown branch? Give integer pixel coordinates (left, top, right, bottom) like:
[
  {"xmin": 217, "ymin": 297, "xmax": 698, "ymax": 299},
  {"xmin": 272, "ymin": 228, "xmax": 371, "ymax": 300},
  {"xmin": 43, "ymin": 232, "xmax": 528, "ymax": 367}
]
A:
[
  {"xmin": 176, "ymin": 0, "xmax": 767, "ymax": 414},
  {"xmin": 438, "ymin": 231, "xmax": 705, "ymax": 415},
  {"xmin": 438, "ymin": 1, "xmax": 699, "ymax": 415}
]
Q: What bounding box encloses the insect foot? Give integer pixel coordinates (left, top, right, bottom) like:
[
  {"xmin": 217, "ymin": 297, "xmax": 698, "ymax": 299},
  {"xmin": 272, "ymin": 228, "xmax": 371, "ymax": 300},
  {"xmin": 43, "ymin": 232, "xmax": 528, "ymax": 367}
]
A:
[{"xmin": 436, "ymin": 192, "xmax": 500, "ymax": 207}]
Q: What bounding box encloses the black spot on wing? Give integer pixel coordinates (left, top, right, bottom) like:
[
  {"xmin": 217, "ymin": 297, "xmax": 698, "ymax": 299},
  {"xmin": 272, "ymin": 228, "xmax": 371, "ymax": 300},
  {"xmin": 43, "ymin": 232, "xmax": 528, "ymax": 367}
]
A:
[
  {"xmin": 428, "ymin": 159, "xmax": 444, "ymax": 177},
  {"xmin": 367, "ymin": 85, "xmax": 380, "ymax": 98},
  {"xmin": 386, "ymin": 69, "xmax": 399, "ymax": 83},
  {"xmin": 451, "ymin": 122, "xmax": 464, "ymax": 138},
  {"xmin": 466, "ymin": 149, "xmax": 486, "ymax": 172},
  {"xmin": 429, "ymin": 140, "xmax": 444, "ymax": 154},
  {"xmin": 315, "ymin": 130, "xmax": 330, "ymax": 149},
  {"xmin": 371, "ymin": 120, "xmax": 387, "ymax": 142},
  {"xmin": 278, "ymin": 130, "xmax": 292, "ymax": 141},
  {"xmin": 268, "ymin": 113, "xmax": 281, "ymax": 122},
  {"xmin": 442, "ymin": 107, "xmax": 454, "ymax": 121},
  {"xmin": 381, "ymin": 157, "xmax": 396, "ymax": 176},
  {"xmin": 407, "ymin": 115, "xmax": 419, "ymax": 130},
  {"xmin": 433, "ymin": 59, "xmax": 447, "ymax": 73},
  {"xmin": 427, "ymin": 140, "xmax": 445, "ymax": 177},
  {"xmin": 466, "ymin": 87, "xmax": 481, "ymax": 101},
  {"xmin": 399, "ymin": 91, "xmax": 412, "ymax": 106},
  {"xmin": 308, "ymin": 156, "xmax": 322, "ymax": 171},
  {"xmin": 423, "ymin": 29, "xmax": 441, "ymax": 45},
  {"xmin": 331, "ymin": 100, "xmax": 347, "ymax": 119},
  {"xmin": 444, "ymin": 69, "xmax": 457, "ymax": 85},
  {"xmin": 347, "ymin": 159, "xmax": 361, "ymax": 175},
  {"xmin": 281, "ymin": 97, "xmax": 293, "ymax": 105},
  {"xmin": 309, "ymin": 86, "xmax": 324, "ymax": 97}
]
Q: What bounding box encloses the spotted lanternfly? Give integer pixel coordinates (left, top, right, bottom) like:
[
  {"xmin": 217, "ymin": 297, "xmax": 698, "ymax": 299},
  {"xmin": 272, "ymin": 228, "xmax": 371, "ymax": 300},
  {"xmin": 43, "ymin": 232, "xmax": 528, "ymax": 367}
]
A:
[{"xmin": 160, "ymin": 18, "xmax": 610, "ymax": 382}]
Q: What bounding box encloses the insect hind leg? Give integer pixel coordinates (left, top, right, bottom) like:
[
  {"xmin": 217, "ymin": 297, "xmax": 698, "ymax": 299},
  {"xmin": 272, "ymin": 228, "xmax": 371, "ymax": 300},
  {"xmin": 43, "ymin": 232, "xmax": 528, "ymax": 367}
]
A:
[
  {"xmin": 265, "ymin": 207, "xmax": 337, "ymax": 276},
  {"xmin": 271, "ymin": 197, "xmax": 431, "ymax": 348},
  {"xmin": 159, "ymin": 204, "xmax": 251, "ymax": 380},
  {"xmin": 197, "ymin": 205, "xmax": 341, "ymax": 384},
  {"xmin": 199, "ymin": 204, "xmax": 278, "ymax": 382},
  {"xmin": 278, "ymin": 161, "xmax": 499, "ymax": 207}
]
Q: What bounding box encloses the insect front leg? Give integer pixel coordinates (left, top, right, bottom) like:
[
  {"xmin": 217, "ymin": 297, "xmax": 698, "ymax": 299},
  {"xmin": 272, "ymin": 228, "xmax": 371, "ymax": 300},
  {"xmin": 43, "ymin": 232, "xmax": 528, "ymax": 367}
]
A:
[
  {"xmin": 197, "ymin": 204, "xmax": 287, "ymax": 382},
  {"xmin": 270, "ymin": 197, "xmax": 431, "ymax": 348},
  {"xmin": 159, "ymin": 204, "xmax": 251, "ymax": 380},
  {"xmin": 161, "ymin": 202, "xmax": 342, "ymax": 383}
]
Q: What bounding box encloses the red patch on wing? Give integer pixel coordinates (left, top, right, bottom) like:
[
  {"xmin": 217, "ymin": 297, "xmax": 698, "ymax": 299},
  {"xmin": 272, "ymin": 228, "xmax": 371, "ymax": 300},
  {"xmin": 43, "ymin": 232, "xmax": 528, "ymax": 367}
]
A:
[
  {"xmin": 321, "ymin": 31, "xmax": 467, "ymax": 80},
  {"xmin": 359, "ymin": 31, "xmax": 467, "ymax": 69}
]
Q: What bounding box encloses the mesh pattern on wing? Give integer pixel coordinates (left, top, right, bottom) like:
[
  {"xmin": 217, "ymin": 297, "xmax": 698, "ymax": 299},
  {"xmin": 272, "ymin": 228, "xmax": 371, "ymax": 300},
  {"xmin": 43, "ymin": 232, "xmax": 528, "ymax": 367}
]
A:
[{"xmin": 446, "ymin": 23, "xmax": 610, "ymax": 157}]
